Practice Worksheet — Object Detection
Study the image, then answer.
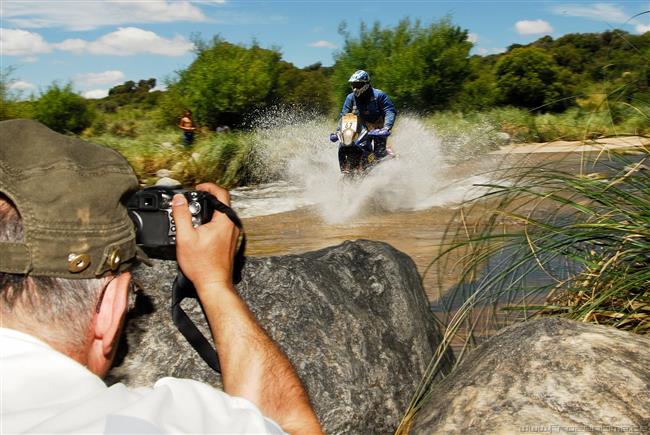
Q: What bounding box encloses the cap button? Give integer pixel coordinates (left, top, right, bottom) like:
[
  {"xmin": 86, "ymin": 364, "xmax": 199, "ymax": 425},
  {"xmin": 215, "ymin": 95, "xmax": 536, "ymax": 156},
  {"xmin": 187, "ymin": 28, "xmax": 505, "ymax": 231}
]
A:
[
  {"xmin": 68, "ymin": 253, "xmax": 91, "ymax": 273},
  {"xmin": 107, "ymin": 248, "xmax": 121, "ymax": 271}
]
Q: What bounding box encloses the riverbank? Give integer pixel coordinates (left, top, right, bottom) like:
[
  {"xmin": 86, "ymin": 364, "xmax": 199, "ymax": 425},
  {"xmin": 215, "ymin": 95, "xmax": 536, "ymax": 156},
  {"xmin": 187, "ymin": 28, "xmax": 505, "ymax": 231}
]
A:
[{"xmin": 491, "ymin": 135, "xmax": 649, "ymax": 154}]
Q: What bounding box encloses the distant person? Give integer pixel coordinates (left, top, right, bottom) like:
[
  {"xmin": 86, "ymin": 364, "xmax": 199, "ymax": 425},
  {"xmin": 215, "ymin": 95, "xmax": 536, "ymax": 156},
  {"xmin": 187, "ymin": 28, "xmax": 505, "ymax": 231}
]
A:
[
  {"xmin": 0, "ymin": 119, "xmax": 322, "ymax": 434},
  {"xmin": 335, "ymin": 70, "xmax": 397, "ymax": 171},
  {"xmin": 178, "ymin": 109, "xmax": 196, "ymax": 146}
]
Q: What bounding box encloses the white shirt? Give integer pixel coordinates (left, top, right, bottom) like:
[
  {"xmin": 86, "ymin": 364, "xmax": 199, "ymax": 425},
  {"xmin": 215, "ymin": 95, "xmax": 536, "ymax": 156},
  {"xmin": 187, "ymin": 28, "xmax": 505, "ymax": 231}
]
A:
[{"xmin": 1, "ymin": 328, "xmax": 284, "ymax": 434}]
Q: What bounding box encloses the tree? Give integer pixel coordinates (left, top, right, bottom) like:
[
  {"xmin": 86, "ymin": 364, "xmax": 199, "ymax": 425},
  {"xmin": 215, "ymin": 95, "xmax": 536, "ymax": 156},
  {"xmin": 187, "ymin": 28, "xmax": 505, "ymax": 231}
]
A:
[
  {"xmin": 166, "ymin": 38, "xmax": 283, "ymax": 128},
  {"xmin": 495, "ymin": 47, "xmax": 576, "ymax": 111},
  {"xmin": 34, "ymin": 83, "xmax": 94, "ymax": 134},
  {"xmin": 274, "ymin": 61, "xmax": 332, "ymax": 114},
  {"xmin": 452, "ymin": 56, "xmax": 499, "ymax": 111},
  {"xmin": 332, "ymin": 18, "xmax": 472, "ymax": 112},
  {"xmin": 0, "ymin": 68, "xmax": 16, "ymax": 121}
]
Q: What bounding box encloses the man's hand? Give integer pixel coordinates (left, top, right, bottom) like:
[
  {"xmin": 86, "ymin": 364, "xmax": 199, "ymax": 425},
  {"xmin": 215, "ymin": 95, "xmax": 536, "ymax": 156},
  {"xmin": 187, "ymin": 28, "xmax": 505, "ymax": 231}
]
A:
[
  {"xmin": 171, "ymin": 183, "xmax": 240, "ymax": 290},
  {"xmin": 172, "ymin": 183, "xmax": 322, "ymax": 434}
]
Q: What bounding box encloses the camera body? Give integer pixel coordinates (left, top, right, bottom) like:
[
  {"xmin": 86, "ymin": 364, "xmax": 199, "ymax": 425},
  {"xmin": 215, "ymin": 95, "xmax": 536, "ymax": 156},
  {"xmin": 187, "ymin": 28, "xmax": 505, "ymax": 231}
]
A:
[{"xmin": 126, "ymin": 187, "xmax": 214, "ymax": 259}]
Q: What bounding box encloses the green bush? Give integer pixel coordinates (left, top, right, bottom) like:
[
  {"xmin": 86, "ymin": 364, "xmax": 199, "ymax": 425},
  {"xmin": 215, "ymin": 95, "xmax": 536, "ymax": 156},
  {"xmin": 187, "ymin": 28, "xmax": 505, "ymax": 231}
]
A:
[
  {"xmin": 495, "ymin": 47, "xmax": 577, "ymax": 112},
  {"xmin": 33, "ymin": 83, "xmax": 94, "ymax": 134},
  {"xmin": 163, "ymin": 38, "xmax": 282, "ymax": 129}
]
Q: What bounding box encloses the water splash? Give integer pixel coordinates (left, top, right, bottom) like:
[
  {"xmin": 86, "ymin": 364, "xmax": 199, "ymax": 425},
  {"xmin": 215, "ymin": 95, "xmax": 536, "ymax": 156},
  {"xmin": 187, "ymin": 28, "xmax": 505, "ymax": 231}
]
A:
[{"xmin": 238, "ymin": 110, "xmax": 495, "ymax": 221}]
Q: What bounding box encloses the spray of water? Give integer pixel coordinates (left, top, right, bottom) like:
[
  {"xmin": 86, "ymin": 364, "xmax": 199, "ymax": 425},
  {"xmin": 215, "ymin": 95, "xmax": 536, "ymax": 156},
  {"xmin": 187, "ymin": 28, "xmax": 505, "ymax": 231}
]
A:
[{"xmin": 244, "ymin": 109, "xmax": 495, "ymax": 222}]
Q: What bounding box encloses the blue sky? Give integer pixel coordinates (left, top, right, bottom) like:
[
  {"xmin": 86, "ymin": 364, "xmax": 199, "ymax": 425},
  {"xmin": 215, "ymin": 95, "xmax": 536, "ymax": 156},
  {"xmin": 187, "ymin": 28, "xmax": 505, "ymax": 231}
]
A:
[{"xmin": 1, "ymin": 1, "xmax": 648, "ymax": 99}]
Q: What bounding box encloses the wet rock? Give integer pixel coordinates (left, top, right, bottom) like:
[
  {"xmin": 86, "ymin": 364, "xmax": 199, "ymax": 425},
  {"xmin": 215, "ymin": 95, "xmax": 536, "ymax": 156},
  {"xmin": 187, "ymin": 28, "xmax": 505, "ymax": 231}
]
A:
[
  {"xmin": 108, "ymin": 240, "xmax": 452, "ymax": 434},
  {"xmin": 155, "ymin": 169, "xmax": 171, "ymax": 178},
  {"xmin": 496, "ymin": 131, "xmax": 511, "ymax": 145},
  {"xmin": 154, "ymin": 176, "xmax": 181, "ymax": 187},
  {"xmin": 412, "ymin": 318, "xmax": 650, "ymax": 434}
]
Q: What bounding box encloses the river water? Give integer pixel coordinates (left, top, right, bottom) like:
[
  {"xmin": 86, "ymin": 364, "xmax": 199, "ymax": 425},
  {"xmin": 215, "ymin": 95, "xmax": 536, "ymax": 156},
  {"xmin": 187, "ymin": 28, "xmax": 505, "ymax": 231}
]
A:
[{"xmin": 229, "ymin": 115, "xmax": 510, "ymax": 302}]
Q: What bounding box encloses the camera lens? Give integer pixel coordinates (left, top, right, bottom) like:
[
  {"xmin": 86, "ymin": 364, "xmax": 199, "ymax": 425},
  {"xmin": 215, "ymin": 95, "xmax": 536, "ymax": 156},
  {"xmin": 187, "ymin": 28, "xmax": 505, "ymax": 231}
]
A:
[{"xmin": 188, "ymin": 201, "xmax": 201, "ymax": 215}]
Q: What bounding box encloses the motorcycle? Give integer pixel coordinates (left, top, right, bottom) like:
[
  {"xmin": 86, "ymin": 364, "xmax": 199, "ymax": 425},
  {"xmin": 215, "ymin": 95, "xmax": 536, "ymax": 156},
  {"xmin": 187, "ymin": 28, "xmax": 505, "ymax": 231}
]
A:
[{"xmin": 330, "ymin": 113, "xmax": 393, "ymax": 177}]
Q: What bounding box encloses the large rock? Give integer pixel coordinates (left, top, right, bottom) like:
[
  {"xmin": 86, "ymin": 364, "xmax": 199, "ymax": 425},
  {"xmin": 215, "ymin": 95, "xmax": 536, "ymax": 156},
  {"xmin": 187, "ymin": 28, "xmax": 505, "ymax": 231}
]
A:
[
  {"xmin": 108, "ymin": 240, "xmax": 452, "ymax": 434},
  {"xmin": 412, "ymin": 317, "xmax": 650, "ymax": 434}
]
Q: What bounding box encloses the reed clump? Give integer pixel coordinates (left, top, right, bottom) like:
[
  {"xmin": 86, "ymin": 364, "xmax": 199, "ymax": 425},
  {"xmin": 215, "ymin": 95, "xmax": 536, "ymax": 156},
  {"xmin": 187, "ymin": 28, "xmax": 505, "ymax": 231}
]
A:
[{"xmin": 395, "ymin": 146, "xmax": 649, "ymax": 435}]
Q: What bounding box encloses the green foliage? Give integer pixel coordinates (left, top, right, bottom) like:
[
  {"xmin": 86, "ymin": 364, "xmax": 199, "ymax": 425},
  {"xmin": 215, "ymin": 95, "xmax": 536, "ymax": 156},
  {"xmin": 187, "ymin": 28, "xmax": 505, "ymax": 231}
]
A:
[
  {"xmin": 163, "ymin": 38, "xmax": 282, "ymax": 129},
  {"xmin": 95, "ymin": 78, "xmax": 160, "ymax": 112},
  {"xmin": 495, "ymin": 47, "xmax": 577, "ymax": 111},
  {"xmin": 332, "ymin": 18, "xmax": 472, "ymax": 112},
  {"xmin": 275, "ymin": 62, "xmax": 333, "ymax": 114},
  {"xmin": 0, "ymin": 68, "xmax": 35, "ymax": 120},
  {"xmin": 451, "ymin": 55, "xmax": 500, "ymax": 111},
  {"xmin": 33, "ymin": 83, "xmax": 94, "ymax": 134},
  {"xmin": 90, "ymin": 126, "xmax": 257, "ymax": 188},
  {"xmin": 0, "ymin": 68, "xmax": 16, "ymax": 121}
]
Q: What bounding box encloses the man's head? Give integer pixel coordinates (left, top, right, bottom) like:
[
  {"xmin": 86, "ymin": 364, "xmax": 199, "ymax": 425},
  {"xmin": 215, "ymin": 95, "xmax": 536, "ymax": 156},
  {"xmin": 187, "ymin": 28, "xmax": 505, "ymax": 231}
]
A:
[
  {"xmin": 0, "ymin": 119, "xmax": 141, "ymax": 375},
  {"xmin": 348, "ymin": 70, "xmax": 371, "ymax": 97}
]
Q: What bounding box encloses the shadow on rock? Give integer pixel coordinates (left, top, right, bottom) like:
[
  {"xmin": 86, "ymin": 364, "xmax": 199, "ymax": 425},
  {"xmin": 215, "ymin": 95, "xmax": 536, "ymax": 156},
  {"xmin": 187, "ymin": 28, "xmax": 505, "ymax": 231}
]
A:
[{"xmin": 108, "ymin": 239, "xmax": 453, "ymax": 434}]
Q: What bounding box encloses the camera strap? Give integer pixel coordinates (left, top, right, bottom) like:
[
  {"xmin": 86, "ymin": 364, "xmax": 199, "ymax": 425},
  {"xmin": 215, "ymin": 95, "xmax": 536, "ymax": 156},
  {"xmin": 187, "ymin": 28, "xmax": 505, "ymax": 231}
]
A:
[{"xmin": 170, "ymin": 196, "xmax": 247, "ymax": 374}]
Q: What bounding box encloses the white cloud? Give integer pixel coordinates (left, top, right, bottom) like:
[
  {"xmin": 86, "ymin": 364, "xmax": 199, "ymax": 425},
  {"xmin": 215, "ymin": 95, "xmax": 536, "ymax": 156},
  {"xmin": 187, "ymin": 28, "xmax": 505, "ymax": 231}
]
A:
[
  {"xmin": 475, "ymin": 47, "xmax": 506, "ymax": 56},
  {"xmin": 74, "ymin": 70, "xmax": 125, "ymax": 86},
  {"xmin": 0, "ymin": 28, "xmax": 51, "ymax": 56},
  {"xmin": 2, "ymin": 1, "xmax": 208, "ymax": 31},
  {"xmin": 8, "ymin": 80, "xmax": 37, "ymax": 91},
  {"xmin": 83, "ymin": 89, "xmax": 110, "ymax": 99},
  {"xmin": 55, "ymin": 27, "xmax": 195, "ymax": 56},
  {"xmin": 309, "ymin": 40, "xmax": 337, "ymax": 49},
  {"xmin": 551, "ymin": 3, "xmax": 628, "ymax": 23},
  {"xmin": 467, "ymin": 33, "xmax": 479, "ymax": 43},
  {"xmin": 53, "ymin": 38, "xmax": 87, "ymax": 54},
  {"xmin": 551, "ymin": 3, "xmax": 649, "ymax": 34},
  {"xmin": 636, "ymin": 23, "xmax": 650, "ymax": 34},
  {"xmin": 515, "ymin": 19, "xmax": 554, "ymax": 35}
]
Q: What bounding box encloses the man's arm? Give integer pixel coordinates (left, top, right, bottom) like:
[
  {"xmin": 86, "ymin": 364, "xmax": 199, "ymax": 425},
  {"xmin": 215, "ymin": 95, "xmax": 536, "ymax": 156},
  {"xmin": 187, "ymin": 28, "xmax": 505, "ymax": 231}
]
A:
[
  {"xmin": 339, "ymin": 94, "xmax": 354, "ymax": 119},
  {"xmin": 379, "ymin": 93, "xmax": 396, "ymax": 130},
  {"xmin": 171, "ymin": 184, "xmax": 322, "ymax": 434}
]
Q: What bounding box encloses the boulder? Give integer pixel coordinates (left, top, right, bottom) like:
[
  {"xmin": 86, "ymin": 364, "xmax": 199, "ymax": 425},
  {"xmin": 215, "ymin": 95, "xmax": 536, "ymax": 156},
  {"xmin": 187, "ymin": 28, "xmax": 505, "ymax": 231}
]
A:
[
  {"xmin": 154, "ymin": 177, "xmax": 181, "ymax": 187},
  {"xmin": 108, "ymin": 240, "xmax": 452, "ymax": 434},
  {"xmin": 412, "ymin": 317, "xmax": 650, "ymax": 434}
]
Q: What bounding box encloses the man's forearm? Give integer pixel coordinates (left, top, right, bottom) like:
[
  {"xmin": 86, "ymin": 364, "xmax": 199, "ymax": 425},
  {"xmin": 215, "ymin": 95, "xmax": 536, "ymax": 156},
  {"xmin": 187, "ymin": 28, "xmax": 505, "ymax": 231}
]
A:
[{"xmin": 198, "ymin": 282, "xmax": 322, "ymax": 434}]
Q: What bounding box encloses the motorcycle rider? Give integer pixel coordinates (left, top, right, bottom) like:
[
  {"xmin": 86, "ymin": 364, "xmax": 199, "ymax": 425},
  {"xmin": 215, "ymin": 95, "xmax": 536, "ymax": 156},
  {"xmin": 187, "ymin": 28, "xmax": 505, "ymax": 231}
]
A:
[{"xmin": 333, "ymin": 70, "xmax": 397, "ymax": 172}]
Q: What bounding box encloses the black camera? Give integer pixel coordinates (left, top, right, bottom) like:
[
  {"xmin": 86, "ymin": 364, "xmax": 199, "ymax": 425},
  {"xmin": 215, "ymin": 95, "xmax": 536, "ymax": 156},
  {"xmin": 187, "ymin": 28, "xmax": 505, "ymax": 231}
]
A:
[{"xmin": 126, "ymin": 187, "xmax": 215, "ymax": 259}]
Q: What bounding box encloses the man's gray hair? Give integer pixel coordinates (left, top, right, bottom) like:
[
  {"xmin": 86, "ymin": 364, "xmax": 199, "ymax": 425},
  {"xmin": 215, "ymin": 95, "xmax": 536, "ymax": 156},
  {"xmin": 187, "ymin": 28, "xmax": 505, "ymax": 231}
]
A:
[{"xmin": 0, "ymin": 194, "xmax": 109, "ymax": 351}]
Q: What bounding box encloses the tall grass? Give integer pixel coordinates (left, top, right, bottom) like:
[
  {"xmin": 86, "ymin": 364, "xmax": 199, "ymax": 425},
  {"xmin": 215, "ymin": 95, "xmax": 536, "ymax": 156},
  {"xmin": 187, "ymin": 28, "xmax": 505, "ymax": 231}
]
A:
[
  {"xmin": 425, "ymin": 102, "xmax": 650, "ymax": 149},
  {"xmin": 395, "ymin": 147, "xmax": 650, "ymax": 434},
  {"xmin": 88, "ymin": 125, "xmax": 258, "ymax": 188}
]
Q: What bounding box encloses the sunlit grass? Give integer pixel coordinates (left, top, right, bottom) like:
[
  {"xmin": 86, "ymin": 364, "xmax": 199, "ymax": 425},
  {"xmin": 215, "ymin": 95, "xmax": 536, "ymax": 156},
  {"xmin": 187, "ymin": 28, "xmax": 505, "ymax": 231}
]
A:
[{"xmin": 395, "ymin": 147, "xmax": 649, "ymax": 434}]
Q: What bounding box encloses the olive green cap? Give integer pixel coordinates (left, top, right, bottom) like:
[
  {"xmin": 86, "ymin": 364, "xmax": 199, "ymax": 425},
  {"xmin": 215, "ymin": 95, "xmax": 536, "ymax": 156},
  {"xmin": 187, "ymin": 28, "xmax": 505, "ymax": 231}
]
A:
[{"xmin": 0, "ymin": 119, "xmax": 143, "ymax": 278}]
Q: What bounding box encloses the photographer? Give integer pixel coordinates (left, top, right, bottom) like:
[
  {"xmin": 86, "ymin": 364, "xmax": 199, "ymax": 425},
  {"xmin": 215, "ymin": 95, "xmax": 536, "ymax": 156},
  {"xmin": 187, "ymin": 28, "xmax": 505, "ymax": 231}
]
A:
[{"xmin": 0, "ymin": 119, "xmax": 321, "ymax": 434}]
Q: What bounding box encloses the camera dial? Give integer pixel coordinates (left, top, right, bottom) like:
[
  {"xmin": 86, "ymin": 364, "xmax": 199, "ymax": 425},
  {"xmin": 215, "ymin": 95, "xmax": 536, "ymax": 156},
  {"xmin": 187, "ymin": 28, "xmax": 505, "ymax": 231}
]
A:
[{"xmin": 188, "ymin": 201, "xmax": 201, "ymax": 215}]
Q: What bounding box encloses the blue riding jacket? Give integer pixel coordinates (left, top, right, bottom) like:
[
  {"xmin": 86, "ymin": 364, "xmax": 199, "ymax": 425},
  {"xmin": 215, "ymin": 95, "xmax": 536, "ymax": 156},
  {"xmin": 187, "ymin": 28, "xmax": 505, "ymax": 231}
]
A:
[{"xmin": 339, "ymin": 87, "xmax": 396, "ymax": 130}]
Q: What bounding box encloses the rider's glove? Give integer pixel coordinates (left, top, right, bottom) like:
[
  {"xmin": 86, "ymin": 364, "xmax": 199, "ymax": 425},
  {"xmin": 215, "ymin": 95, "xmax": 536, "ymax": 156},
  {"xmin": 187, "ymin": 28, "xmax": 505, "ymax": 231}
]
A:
[
  {"xmin": 329, "ymin": 133, "xmax": 339, "ymax": 142},
  {"xmin": 369, "ymin": 127, "xmax": 391, "ymax": 137}
]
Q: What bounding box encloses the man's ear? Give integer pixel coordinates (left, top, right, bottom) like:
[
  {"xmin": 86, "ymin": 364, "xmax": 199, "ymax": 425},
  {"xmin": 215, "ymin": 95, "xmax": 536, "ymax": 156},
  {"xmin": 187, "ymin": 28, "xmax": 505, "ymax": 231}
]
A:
[{"xmin": 88, "ymin": 272, "xmax": 130, "ymax": 376}]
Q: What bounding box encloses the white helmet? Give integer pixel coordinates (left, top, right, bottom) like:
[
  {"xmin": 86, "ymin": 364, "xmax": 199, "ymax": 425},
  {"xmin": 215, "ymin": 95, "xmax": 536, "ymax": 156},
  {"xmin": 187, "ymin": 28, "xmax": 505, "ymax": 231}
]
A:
[{"xmin": 348, "ymin": 70, "xmax": 370, "ymax": 97}]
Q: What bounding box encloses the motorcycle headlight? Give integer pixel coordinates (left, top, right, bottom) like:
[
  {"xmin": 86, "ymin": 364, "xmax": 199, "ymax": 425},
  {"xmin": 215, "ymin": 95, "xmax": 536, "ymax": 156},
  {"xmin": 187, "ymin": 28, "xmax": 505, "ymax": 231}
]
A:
[{"xmin": 342, "ymin": 129, "xmax": 356, "ymax": 145}]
